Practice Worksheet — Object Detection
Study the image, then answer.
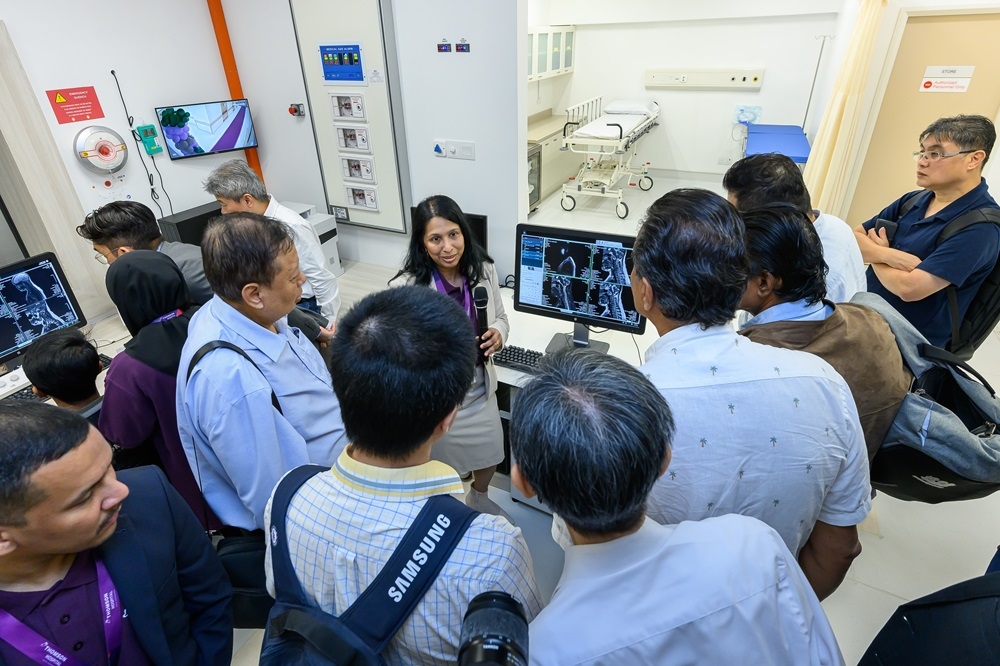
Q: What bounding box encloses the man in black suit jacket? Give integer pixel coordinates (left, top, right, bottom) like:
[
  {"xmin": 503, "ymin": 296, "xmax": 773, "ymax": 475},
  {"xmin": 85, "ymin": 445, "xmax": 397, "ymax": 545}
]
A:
[{"xmin": 0, "ymin": 403, "xmax": 232, "ymax": 665}]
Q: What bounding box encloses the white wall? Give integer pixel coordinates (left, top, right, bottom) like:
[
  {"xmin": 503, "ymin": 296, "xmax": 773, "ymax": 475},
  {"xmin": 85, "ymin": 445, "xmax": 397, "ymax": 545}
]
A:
[
  {"xmin": 392, "ymin": 0, "xmax": 525, "ymax": 279},
  {"xmin": 0, "ymin": 1, "xmax": 235, "ymax": 221},
  {"xmin": 222, "ymin": 0, "xmax": 326, "ymax": 209},
  {"xmin": 550, "ymin": 11, "xmax": 841, "ymax": 176},
  {"xmin": 541, "ymin": 0, "xmax": 842, "ymax": 24}
]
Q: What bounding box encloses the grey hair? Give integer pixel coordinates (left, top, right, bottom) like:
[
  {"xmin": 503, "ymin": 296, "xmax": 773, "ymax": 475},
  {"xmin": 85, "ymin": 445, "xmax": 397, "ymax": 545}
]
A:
[
  {"xmin": 203, "ymin": 159, "xmax": 269, "ymax": 202},
  {"xmin": 509, "ymin": 349, "xmax": 674, "ymax": 537},
  {"xmin": 920, "ymin": 114, "xmax": 996, "ymax": 165}
]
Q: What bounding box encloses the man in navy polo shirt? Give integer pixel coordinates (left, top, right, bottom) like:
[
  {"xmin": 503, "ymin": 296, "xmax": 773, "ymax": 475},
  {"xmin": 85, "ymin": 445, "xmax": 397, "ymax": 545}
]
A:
[{"xmin": 854, "ymin": 115, "xmax": 999, "ymax": 347}]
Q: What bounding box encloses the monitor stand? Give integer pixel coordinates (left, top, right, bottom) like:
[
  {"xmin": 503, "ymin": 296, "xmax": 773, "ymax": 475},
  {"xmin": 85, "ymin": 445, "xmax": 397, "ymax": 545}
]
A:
[{"xmin": 545, "ymin": 322, "xmax": 610, "ymax": 355}]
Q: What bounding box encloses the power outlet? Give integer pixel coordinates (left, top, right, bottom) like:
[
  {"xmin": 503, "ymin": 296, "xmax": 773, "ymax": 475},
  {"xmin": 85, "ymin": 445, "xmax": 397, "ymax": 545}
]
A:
[
  {"xmin": 717, "ymin": 156, "xmax": 733, "ymax": 166},
  {"xmin": 645, "ymin": 68, "xmax": 764, "ymax": 91}
]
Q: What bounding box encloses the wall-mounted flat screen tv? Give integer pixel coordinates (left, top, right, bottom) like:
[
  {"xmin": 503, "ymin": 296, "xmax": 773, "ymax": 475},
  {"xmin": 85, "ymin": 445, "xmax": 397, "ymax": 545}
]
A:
[{"xmin": 155, "ymin": 99, "xmax": 258, "ymax": 160}]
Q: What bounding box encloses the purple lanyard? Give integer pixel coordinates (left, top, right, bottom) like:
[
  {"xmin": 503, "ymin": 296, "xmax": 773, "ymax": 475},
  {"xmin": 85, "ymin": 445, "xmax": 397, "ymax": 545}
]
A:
[
  {"xmin": 0, "ymin": 558, "xmax": 123, "ymax": 666},
  {"xmin": 431, "ymin": 269, "xmax": 475, "ymax": 321},
  {"xmin": 151, "ymin": 308, "xmax": 182, "ymax": 324}
]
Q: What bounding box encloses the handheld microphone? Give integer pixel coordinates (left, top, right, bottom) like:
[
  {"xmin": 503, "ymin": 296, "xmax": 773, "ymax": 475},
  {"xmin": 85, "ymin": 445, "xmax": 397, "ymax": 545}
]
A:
[{"xmin": 474, "ymin": 286, "xmax": 489, "ymax": 359}]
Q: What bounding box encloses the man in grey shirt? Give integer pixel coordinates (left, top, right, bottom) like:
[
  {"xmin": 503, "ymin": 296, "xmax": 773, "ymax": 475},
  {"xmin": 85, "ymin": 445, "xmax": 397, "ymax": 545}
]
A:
[{"xmin": 76, "ymin": 200, "xmax": 214, "ymax": 303}]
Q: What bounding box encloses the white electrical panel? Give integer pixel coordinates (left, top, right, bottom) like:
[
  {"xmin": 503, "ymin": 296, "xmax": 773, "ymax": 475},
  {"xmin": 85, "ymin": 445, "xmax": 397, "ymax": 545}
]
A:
[{"xmin": 645, "ymin": 69, "xmax": 764, "ymax": 91}]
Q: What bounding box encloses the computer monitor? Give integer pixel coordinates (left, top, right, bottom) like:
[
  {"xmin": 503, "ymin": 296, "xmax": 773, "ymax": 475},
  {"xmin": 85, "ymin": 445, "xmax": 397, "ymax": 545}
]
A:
[
  {"xmin": 0, "ymin": 253, "xmax": 86, "ymax": 372},
  {"xmin": 410, "ymin": 207, "xmax": 488, "ymax": 253},
  {"xmin": 155, "ymin": 99, "xmax": 259, "ymax": 160},
  {"xmin": 514, "ymin": 224, "xmax": 646, "ymax": 354}
]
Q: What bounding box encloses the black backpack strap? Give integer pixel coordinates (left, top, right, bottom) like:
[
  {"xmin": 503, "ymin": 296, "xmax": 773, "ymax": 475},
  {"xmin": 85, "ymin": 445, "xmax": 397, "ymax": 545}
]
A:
[
  {"xmin": 340, "ymin": 495, "xmax": 478, "ymax": 653},
  {"xmin": 895, "ymin": 190, "xmax": 924, "ymax": 221},
  {"xmin": 934, "ymin": 209, "xmax": 1000, "ymax": 356},
  {"xmin": 186, "ymin": 340, "xmax": 282, "ymax": 414},
  {"xmin": 268, "ymin": 465, "xmax": 329, "ymax": 606},
  {"xmin": 918, "ymin": 343, "xmax": 996, "ymax": 396}
]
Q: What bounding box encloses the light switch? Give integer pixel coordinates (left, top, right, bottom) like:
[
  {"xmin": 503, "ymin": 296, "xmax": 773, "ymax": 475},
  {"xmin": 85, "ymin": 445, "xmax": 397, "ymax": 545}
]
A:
[{"xmin": 446, "ymin": 140, "xmax": 475, "ymax": 161}]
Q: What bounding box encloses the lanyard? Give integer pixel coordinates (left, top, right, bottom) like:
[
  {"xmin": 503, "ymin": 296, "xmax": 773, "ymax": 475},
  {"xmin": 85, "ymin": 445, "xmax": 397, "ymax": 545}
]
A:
[
  {"xmin": 431, "ymin": 269, "xmax": 475, "ymax": 322},
  {"xmin": 0, "ymin": 558, "xmax": 123, "ymax": 666},
  {"xmin": 151, "ymin": 308, "xmax": 183, "ymax": 324}
]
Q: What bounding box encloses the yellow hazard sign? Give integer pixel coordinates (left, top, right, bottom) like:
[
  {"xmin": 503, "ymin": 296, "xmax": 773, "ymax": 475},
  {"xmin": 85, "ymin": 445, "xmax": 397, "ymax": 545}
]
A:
[{"xmin": 54, "ymin": 93, "xmax": 67, "ymax": 103}]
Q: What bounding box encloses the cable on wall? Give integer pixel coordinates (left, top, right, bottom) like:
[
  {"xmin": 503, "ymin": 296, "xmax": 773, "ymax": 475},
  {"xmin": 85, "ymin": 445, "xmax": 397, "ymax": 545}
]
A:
[{"xmin": 109, "ymin": 69, "xmax": 173, "ymax": 216}]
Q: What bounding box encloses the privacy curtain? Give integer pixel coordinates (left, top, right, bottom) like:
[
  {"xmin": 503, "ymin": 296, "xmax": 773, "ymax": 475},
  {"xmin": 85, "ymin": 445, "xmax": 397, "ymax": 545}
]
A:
[{"xmin": 804, "ymin": 0, "xmax": 888, "ymax": 216}]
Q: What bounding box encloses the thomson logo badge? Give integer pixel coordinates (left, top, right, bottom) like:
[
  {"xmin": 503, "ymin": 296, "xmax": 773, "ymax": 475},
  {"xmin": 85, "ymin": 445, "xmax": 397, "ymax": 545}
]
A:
[{"xmin": 913, "ymin": 475, "xmax": 956, "ymax": 489}]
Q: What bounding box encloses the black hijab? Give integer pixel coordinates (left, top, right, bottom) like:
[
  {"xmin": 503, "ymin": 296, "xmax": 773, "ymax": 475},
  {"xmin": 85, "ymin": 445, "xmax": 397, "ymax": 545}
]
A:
[{"xmin": 106, "ymin": 250, "xmax": 197, "ymax": 376}]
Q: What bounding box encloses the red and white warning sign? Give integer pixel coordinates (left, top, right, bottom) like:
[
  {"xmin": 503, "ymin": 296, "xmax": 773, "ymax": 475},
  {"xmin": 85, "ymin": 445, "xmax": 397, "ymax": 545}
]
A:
[
  {"xmin": 919, "ymin": 78, "xmax": 971, "ymax": 93},
  {"xmin": 45, "ymin": 86, "xmax": 105, "ymax": 124},
  {"xmin": 920, "ymin": 65, "xmax": 973, "ymax": 93}
]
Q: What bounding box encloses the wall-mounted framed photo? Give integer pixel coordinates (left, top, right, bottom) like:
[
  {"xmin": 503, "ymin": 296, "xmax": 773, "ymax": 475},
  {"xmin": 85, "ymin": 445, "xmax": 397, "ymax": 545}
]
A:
[
  {"xmin": 334, "ymin": 124, "xmax": 371, "ymax": 154},
  {"xmin": 330, "ymin": 93, "xmax": 366, "ymax": 121},
  {"xmin": 340, "ymin": 155, "xmax": 375, "ymax": 183},
  {"xmin": 345, "ymin": 185, "xmax": 378, "ymax": 211}
]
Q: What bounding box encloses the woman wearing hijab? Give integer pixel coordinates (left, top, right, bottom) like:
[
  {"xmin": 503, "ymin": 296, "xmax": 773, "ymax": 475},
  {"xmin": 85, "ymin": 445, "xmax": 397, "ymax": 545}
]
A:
[{"xmin": 100, "ymin": 250, "xmax": 219, "ymax": 529}]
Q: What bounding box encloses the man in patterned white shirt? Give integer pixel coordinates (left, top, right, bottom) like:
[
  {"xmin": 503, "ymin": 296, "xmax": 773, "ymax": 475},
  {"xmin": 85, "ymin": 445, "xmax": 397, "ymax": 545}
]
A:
[
  {"xmin": 514, "ymin": 351, "xmax": 843, "ymax": 665},
  {"xmin": 264, "ymin": 286, "xmax": 541, "ymax": 665},
  {"xmin": 631, "ymin": 188, "xmax": 871, "ymax": 600}
]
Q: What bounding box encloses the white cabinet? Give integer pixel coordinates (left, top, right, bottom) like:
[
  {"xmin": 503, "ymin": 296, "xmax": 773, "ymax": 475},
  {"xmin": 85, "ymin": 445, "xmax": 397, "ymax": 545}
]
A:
[{"xmin": 528, "ymin": 25, "xmax": 575, "ymax": 81}]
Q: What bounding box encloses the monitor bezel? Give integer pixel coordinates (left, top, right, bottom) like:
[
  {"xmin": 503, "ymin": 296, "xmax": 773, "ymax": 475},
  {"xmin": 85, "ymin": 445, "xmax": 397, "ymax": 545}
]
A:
[
  {"xmin": 0, "ymin": 252, "xmax": 87, "ymax": 370},
  {"xmin": 513, "ymin": 223, "xmax": 647, "ymax": 337},
  {"xmin": 154, "ymin": 98, "xmax": 259, "ymax": 161}
]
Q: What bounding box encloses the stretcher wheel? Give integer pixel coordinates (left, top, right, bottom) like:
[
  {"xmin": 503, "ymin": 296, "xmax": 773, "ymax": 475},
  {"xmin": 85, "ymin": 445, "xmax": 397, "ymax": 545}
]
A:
[
  {"xmin": 561, "ymin": 195, "xmax": 576, "ymax": 211},
  {"xmin": 638, "ymin": 176, "xmax": 653, "ymax": 191},
  {"xmin": 616, "ymin": 202, "xmax": 629, "ymax": 219}
]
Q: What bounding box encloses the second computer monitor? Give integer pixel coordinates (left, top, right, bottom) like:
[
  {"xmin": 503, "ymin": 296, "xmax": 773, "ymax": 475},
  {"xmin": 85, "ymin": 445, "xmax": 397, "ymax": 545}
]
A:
[
  {"xmin": 0, "ymin": 252, "xmax": 86, "ymax": 370},
  {"xmin": 514, "ymin": 224, "xmax": 646, "ymax": 354}
]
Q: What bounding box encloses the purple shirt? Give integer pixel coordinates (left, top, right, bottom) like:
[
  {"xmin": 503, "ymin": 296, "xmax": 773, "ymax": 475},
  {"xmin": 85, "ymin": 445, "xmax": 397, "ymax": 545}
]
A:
[
  {"xmin": 0, "ymin": 551, "xmax": 152, "ymax": 666},
  {"xmin": 438, "ymin": 277, "xmax": 483, "ymax": 366},
  {"xmin": 99, "ymin": 353, "xmax": 220, "ymax": 530}
]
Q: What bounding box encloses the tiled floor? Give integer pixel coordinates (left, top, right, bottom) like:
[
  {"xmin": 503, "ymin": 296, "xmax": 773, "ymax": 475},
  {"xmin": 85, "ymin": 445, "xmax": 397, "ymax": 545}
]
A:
[{"xmin": 231, "ymin": 174, "xmax": 1000, "ymax": 664}]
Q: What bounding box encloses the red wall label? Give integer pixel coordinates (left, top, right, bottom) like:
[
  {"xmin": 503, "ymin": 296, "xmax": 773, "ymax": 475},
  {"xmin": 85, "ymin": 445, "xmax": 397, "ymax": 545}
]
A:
[{"xmin": 46, "ymin": 86, "xmax": 105, "ymax": 124}]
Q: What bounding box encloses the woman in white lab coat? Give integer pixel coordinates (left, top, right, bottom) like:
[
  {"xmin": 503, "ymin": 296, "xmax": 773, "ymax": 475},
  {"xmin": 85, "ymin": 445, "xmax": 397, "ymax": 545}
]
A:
[{"xmin": 389, "ymin": 194, "xmax": 511, "ymax": 520}]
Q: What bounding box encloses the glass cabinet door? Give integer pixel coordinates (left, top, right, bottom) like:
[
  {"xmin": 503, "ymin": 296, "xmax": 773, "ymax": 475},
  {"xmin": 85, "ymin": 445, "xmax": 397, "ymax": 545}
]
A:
[
  {"xmin": 563, "ymin": 30, "xmax": 574, "ymax": 70},
  {"xmin": 527, "ymin": 33, "xmax": 534, "ymax": 78},
  {"xmin": 536, "ymin": 32, "xmax": 548, "ymax": 76},
  {"xmin": 551, "ymin": 32, "xmax": 562, "ymax": 72}
]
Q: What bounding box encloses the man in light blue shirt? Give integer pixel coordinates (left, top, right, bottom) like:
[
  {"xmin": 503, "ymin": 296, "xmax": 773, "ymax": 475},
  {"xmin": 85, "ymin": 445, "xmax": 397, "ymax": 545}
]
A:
[
  {"xmin": 631, "ymin": 189, "xmax": 871, "ymax": 601},
  {"xmin": 512, "ymin": 351, "xmax": 843, "ymax": 665},
  {"xmin": 176, "ymin": 212, "xmax": 346, "ymax": 530}
]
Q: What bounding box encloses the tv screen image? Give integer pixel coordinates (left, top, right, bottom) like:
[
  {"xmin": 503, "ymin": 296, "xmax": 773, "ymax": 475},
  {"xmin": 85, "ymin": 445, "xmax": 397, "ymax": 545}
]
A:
[
  {"xmin": 0, "ymin": 253, "xmax": 85, "ymax": 368},
  {"xmin": 514, "ymin": 224, "xmax": 645, "ymax": 354},
  {"xmin": 155, "ymin": 99, "xmax": 258, "ymax": 160}
]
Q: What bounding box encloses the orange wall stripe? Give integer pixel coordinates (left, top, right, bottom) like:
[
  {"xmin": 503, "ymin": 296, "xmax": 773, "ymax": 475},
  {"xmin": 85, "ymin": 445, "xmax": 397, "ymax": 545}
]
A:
[{"xmin": 207, "ymin": 0, "xmax": 264, "ymax": 184}]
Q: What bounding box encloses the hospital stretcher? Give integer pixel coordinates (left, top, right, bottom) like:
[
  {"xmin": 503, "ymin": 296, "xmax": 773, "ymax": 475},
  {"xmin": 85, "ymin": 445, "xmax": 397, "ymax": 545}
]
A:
[{"xmin": 559, "ymin": 96, "xmax": 659, "ymax": 219}]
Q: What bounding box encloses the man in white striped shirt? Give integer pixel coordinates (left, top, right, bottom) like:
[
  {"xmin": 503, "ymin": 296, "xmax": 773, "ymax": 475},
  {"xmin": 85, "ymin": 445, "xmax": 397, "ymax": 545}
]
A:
[{"xmin": 264, "ymin": 286, "xmax": 541, "ymax": 665}]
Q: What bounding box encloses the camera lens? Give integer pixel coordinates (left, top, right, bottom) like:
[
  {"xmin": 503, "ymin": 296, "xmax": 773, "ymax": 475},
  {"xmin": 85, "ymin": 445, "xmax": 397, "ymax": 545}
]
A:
[{"xmin": 458, "ymin": 591, "xmax": 528, "ymax": 665}]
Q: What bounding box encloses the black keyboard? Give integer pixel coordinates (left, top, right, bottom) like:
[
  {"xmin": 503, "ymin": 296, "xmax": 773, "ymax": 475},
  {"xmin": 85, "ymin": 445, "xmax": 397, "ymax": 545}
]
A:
[
  {"xmin": 493, "ymin": 345, "xmax": 543, "ymax": 373},
  {"xmin": 0, "ymin": 353, "xmax": 114, "ymax": 405},
  {"xmin": 2, "ymin": 385, "xmax": 44, "ymax": 403}
]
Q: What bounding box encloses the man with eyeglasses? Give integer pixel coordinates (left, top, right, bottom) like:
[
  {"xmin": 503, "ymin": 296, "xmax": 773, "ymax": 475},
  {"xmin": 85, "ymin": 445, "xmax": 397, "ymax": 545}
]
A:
[{"xmin": 853, "ymin": 114, "xmax": 999, "ymax": 348}]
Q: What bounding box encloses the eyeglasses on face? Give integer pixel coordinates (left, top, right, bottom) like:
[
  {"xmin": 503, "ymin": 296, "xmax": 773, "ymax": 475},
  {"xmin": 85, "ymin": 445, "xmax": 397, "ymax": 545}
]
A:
[
  {"xmin": 94, "ymin": 248, "xmax": 118, "ymax": 265},
  {"xmin": 912, "ymin": 149, "xmax": 976, "ymax": 162}
]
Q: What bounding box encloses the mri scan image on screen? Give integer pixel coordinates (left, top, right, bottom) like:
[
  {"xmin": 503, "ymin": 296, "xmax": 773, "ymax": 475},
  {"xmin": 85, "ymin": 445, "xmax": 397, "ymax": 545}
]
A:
[
  {"xmin": 514, "ymin": 225, "xmax": 645, "ymax": 352},
  {"xmin": 0, "ymin": 253, "xmax": 84, "ymax": 367}
]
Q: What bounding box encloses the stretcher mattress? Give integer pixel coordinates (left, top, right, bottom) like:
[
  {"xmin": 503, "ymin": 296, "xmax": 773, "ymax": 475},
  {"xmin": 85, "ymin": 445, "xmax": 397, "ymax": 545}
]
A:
[{"xmin": 572, "ymin": 112, "xmax": 648, "ymax": 140}]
